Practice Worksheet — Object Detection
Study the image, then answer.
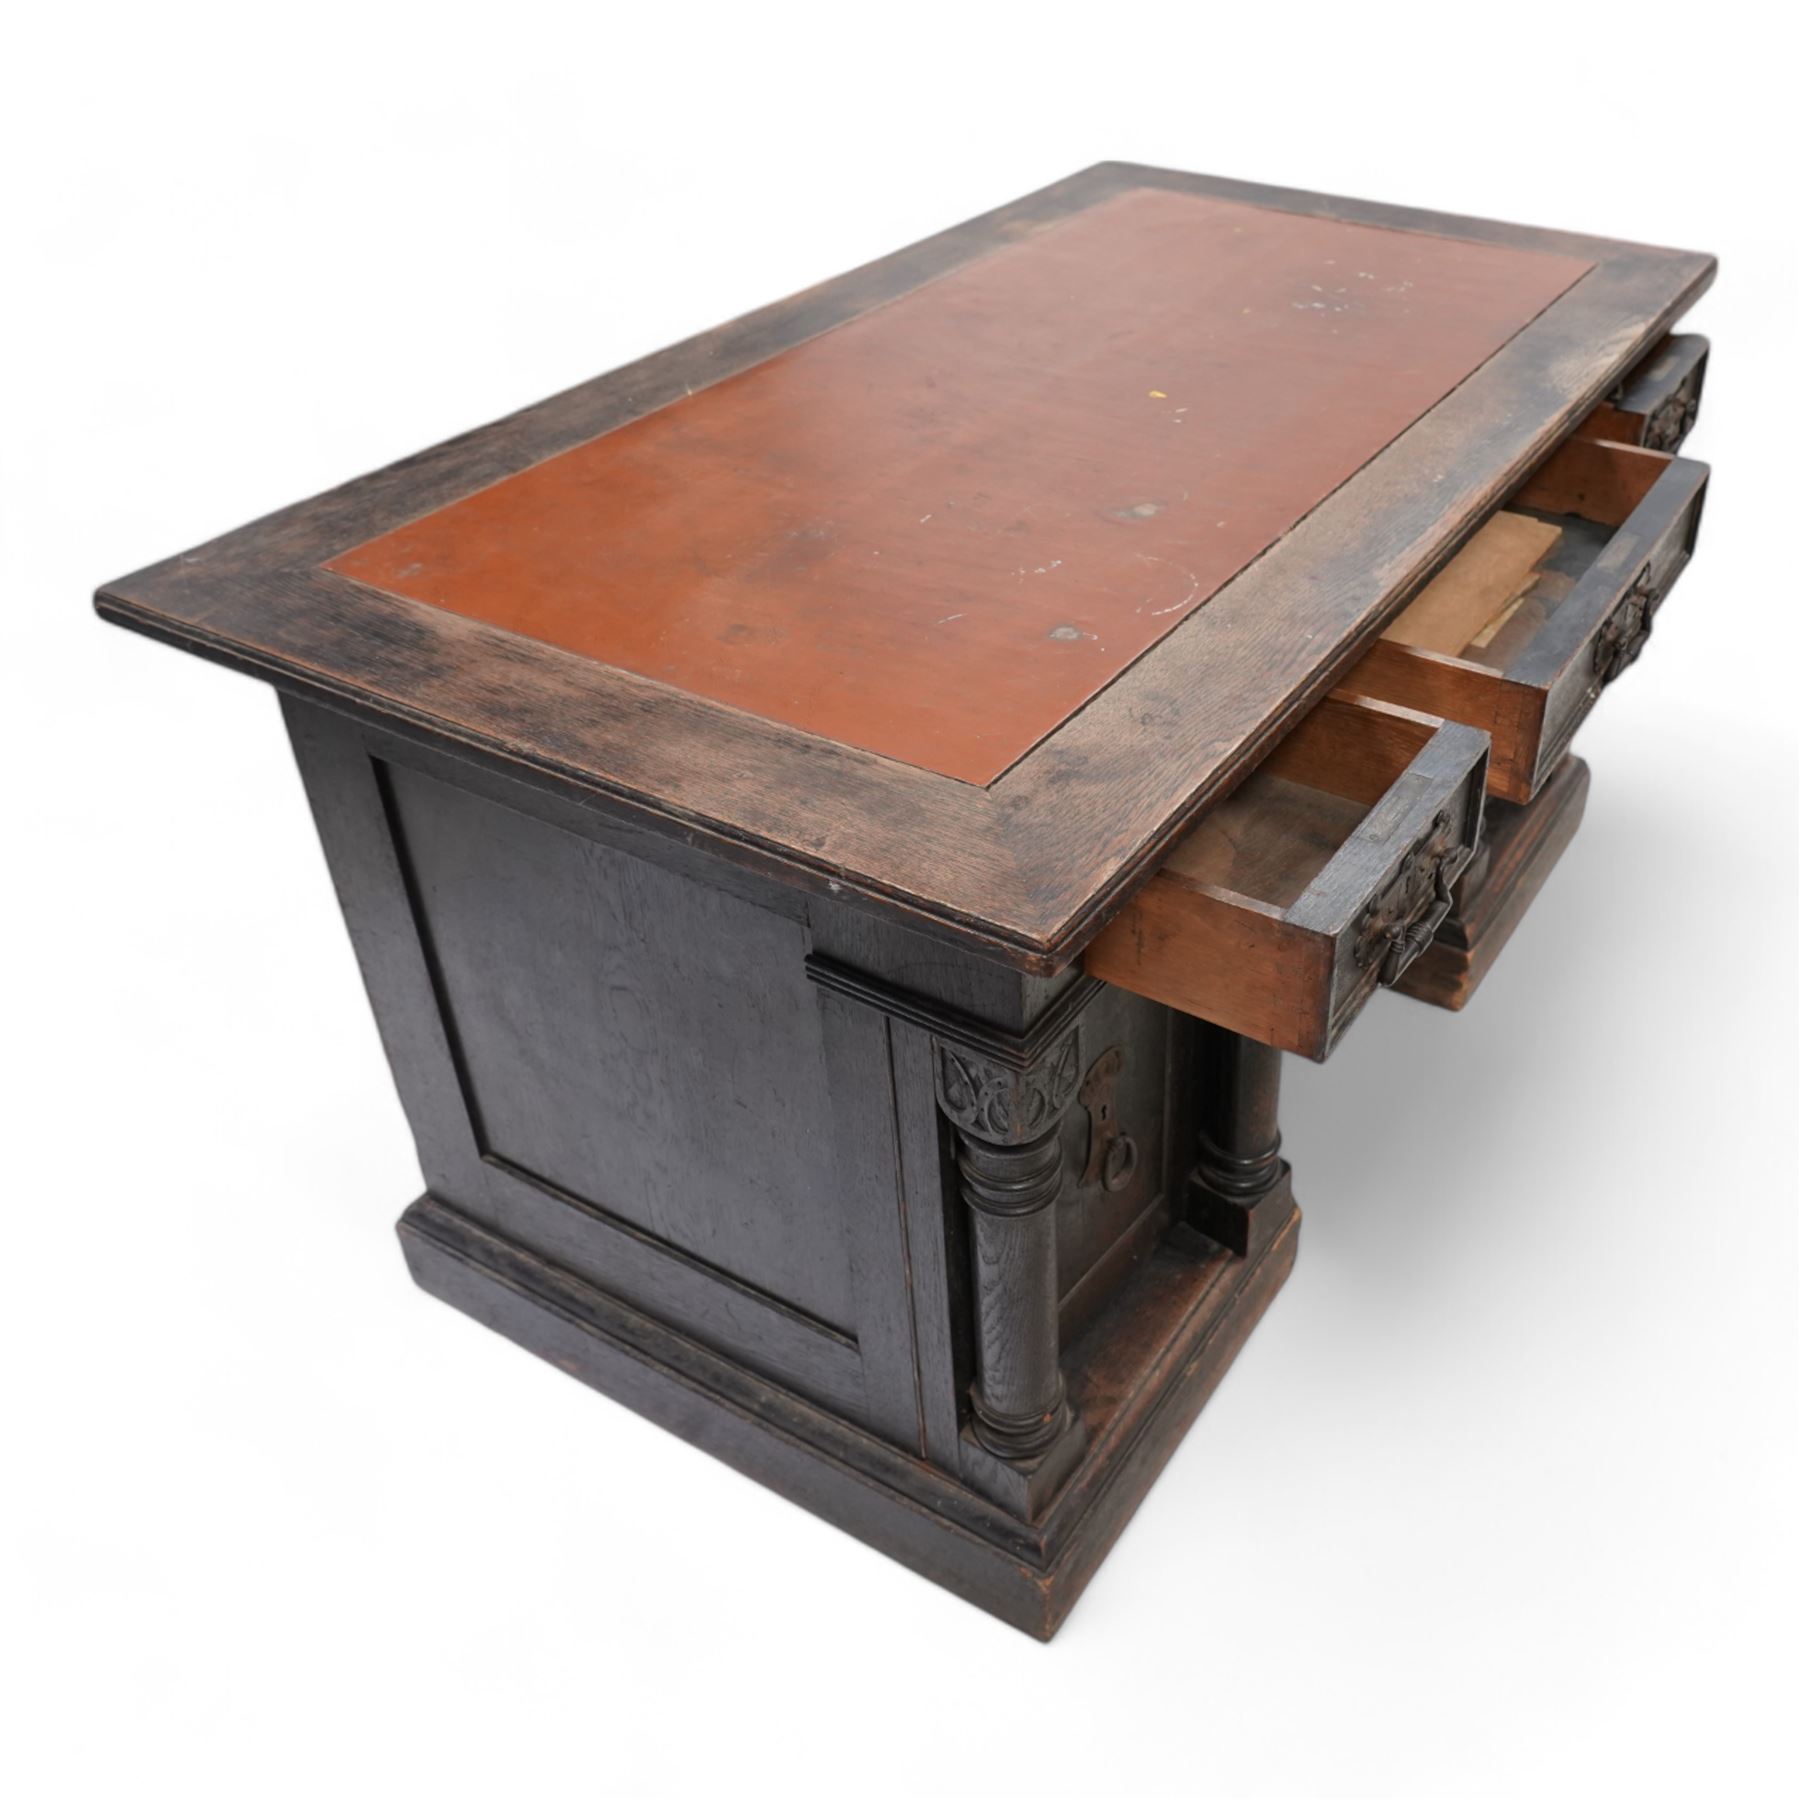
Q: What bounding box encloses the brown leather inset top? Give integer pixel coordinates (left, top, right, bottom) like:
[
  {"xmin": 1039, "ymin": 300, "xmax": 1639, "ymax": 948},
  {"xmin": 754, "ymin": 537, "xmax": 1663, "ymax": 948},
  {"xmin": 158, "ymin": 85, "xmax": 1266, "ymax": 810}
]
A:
[{"xmin": 326, "ymin": 187, "xmax": 1590, "ymax": 784}]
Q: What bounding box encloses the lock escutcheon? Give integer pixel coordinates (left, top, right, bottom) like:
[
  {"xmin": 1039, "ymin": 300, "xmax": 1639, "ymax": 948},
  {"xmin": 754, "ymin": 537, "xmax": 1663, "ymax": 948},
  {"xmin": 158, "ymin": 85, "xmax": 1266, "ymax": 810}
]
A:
[{"xmin": 1078, "ymin": 1045, "xmax": 1139, "ymax": 1193}]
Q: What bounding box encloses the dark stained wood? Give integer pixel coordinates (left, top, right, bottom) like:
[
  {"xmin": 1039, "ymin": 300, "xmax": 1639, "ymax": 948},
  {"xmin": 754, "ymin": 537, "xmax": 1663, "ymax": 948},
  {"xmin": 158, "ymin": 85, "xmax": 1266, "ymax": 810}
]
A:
[
  {"xmin": 885, "ymin": 1019, "xmax": 974, "ymax": 1470},
  {"xmin": 281, "ymin": 680, "xmax": 1307, "ymax": 1625},
  {"xmin": 956, "ymin": 1123, "xmax": 1087, "ymax": 1504},
  {"xmin": 1058, "ymin": 1189, "xmax": 1172, "ymax": 1346},
  {"xmin": 1336, "ymin": 439, "xmax": 1708, "ymax": 800},
  {"xmin": 379, "ymin": 754, "xmax": 860, "ymax": 1330},
  {"xmin": 1053, "ymin": 983, "xmax": 1181, "ymax": 1328},
  {"xmin": 398, "ymin": 1184, "xmax": 1299, "ymax": 1640},
  {"xmin": 95, "ymin": 170, "xmax": 1718, "ymax": 1642},
  {"xmin": 96, "ymin": 162, "xmax": 1716, "ymax": 969},
  {"xmin": 283, "ymin": 697, "xmax": 492, "ymax": 1206},
  {"xmin": 325, "ymin": 188, "xmax": 1588, "ymax": 787},
  {"xmin": 1394, "ymin": 755, "xmax": 1592, "ymax": 1010},
  {"xmin": 1187, "ymin": 1028, "xmax": 1294, "ymax": 1260},
  {"xmin": 1084, "ymin": 697, "xmax": 1489, "ymax": 1058},
  {"xmin": 289, "ymin": 699, "xmax": 874, "ymax": 1417}
]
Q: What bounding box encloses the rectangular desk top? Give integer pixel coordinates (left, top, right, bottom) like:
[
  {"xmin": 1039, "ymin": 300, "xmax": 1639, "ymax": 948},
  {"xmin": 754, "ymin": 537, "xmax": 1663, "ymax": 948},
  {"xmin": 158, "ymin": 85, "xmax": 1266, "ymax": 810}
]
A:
[{"xmin": 97, "ymin": 164, "xmax": 1713, "ymax": 967}]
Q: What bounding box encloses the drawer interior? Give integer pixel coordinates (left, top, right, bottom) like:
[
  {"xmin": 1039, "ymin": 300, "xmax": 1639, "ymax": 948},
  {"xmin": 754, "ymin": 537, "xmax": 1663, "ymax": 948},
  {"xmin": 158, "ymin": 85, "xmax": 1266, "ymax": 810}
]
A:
[
  {"xmin": 1167, "ymin": 776, "xmax": 1368, "ymax": 910},
  {"xmin": 1379, "ymin": 437, "xmax": 1672, "ymax": 673}
]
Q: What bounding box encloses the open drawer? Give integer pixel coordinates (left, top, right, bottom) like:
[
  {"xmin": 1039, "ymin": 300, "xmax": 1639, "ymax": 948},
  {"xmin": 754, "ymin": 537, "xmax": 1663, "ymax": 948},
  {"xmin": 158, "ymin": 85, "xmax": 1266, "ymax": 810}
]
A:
[
  {"xmin": 1086, "ymin": 696, "xmax": 1488, "ymax": 1060},
  {"xmin": 1573, "ymin": 332, "xmax": 1709, "ymax": 453},
  {"xmin": 1334, "ymin": 435, "xmax": 1708, "ymax": 803}
]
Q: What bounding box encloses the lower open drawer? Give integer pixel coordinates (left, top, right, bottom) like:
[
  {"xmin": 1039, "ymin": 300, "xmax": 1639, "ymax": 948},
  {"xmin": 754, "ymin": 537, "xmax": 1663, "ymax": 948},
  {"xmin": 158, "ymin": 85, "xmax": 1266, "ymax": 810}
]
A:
[
  {"xmin": 1086, "ymin": 696, "xmax": 1487, "ymax": 1060},
  {"xmin": 1335, "ymin": 434, "xmax": 1708, "ymax": 802}
]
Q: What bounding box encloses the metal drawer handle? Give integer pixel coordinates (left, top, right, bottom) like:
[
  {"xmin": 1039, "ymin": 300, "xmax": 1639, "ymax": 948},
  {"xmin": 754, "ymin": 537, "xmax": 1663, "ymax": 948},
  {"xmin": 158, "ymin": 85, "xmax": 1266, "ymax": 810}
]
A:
[
  {"xmin": 1354, "ymin": 811, "xmax": 1470, "ymax": 990},
  {"xmin": 1375, "ymin": 859, "xmax": 1458, "ymax": 987},
  {"xmin": 1593, "ymin": 563, "xmax": 1664, "ymax": 687}
]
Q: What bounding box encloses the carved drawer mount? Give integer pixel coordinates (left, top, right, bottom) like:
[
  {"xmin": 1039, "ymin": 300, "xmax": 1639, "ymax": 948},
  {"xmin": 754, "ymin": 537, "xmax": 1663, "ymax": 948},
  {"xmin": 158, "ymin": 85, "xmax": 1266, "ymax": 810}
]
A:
[
  {"xmin": 1086, "ymin": 696, "xmax": 1488, "ymax": 1061},
  {"xmin": 1575, "ymin": 332, "xmax": 1709, "ymax": 454},
  {"xmin": 1352, "ymin": 809, "xmax": 1467, "ymax": 989}
]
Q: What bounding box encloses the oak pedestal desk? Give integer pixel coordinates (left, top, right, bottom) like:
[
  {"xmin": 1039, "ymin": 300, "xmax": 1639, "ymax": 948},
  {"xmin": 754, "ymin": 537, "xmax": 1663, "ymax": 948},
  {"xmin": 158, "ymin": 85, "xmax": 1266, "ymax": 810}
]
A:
[{"xmin": 97, "ymin": 166, "xmax": 1715, "ymax": 1638}]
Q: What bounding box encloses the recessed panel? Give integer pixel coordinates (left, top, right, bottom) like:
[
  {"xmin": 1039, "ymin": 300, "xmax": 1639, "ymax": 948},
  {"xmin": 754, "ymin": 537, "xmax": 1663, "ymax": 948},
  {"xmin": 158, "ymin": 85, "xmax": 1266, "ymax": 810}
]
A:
[{"xmin": 382, "ymin": 762, "xmax": 857, "ymax": 1334}]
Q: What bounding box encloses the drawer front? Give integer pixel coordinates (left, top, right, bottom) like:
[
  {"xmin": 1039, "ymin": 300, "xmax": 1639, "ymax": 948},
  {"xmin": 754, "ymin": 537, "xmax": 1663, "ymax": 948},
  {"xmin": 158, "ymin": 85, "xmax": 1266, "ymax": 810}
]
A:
[
  {"xmin": 1576, "ymin": 333, "xmax": 1710, "ymax": 453},
  {"xmin": 1085, "ymin": 698, "xmax": 1488, "ymax": 1060},
  {"xmin": 1336, "ymin": 439, "xmax": 1709, "ymax": 802},
  {"xmin": 1508, "ymin": 444, "xmax": 1708, "ymax": 781}
]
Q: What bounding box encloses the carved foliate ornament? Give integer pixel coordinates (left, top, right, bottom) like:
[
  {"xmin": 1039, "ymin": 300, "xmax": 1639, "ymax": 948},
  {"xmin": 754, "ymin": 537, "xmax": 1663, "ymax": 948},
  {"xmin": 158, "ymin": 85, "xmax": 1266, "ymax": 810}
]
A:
[
  {"xmin": 933, "ymin": 1031, "xmax": 1081, "ymax": 1146},
  {"xmin": 1643, "ymin": 389, "xmax": 1697, "ymax": 453}
]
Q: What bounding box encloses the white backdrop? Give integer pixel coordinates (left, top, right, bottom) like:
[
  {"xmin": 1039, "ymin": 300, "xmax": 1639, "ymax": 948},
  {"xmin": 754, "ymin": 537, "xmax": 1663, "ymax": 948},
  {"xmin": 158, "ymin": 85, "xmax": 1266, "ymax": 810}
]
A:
[{"xmin": 6, "ymin": 6, "xmax": 1795, "ymax": 1797}]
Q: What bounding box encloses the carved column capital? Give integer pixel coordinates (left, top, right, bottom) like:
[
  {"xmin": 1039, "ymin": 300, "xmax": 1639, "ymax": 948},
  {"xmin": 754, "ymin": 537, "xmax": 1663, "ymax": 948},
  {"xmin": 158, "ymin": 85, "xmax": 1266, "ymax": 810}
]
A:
[{"xmin": 932, "ymin": 1030, "xmax": 1081, "ymax": 1150}]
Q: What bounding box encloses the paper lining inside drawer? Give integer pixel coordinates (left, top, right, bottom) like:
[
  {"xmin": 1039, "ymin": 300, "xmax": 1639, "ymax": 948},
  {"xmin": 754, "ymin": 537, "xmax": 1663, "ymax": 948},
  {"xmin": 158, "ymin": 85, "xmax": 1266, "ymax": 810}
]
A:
[
  {"xmin": 1379, "ymin": 436, "xmax": 1678, "ymax": 675},
  {"xmin": 1382, "ymin": 512, "xmax": 1563, "ymax": 657}
]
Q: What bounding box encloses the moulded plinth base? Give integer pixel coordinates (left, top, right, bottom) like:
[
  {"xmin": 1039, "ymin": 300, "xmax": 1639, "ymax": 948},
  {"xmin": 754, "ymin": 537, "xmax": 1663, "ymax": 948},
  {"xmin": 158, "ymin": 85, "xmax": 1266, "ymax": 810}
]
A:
[{"xmin": 397, "ymin": 1190, "xmax": 1299, "ymax": 1639}]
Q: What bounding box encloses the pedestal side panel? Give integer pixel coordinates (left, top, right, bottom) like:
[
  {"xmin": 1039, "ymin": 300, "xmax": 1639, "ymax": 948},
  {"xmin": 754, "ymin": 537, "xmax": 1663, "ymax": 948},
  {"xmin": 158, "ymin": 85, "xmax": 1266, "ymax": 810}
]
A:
[{"xmin": 380, "ymin": 760, "xmax": 858, "ymax": 1336}]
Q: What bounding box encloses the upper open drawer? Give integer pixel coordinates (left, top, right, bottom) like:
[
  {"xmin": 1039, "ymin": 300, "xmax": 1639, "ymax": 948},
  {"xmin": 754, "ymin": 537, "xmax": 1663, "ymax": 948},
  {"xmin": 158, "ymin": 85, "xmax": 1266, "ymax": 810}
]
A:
[
  {"xmin": 1573, "ymin": 332, "xmax": 1709, "ymax": 453},
  {"xmin": 1335, "ymin": 436, "xmax": 1708, "ymax": 803},
  {"xmin": 1086, "ymin": 696, "xmax": 1487, "ymax": 1060}
]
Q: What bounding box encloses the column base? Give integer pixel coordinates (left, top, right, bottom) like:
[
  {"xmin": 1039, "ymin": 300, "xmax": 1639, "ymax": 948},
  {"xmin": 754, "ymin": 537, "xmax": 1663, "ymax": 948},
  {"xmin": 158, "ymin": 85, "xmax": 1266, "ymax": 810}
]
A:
[
  {"xmin": 398, "ymin": 1189, "xmax": 1298, "ymax": 1641},
  {"xmin": 1188, "ymin": 1154, "xmax": 1297, "ymax": 1260},
  {"xmin": 960, "ymin": 1404, "xmax": 1089, "ymax": 1519}
]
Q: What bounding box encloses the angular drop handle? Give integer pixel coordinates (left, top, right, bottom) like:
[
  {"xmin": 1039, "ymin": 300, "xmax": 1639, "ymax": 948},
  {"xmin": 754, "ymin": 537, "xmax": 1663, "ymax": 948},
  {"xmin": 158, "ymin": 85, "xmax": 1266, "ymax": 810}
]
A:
[
  {"xmin": 1354, "ymin": 809, "xmax": 1475, "ymax": 992},
  {"xmin": 1375, "ymin": 859, "xmax": 1459, "ymax": 988},
  {"xmin": 1593, "ymin": 562, "xmax": 1664, "ymax": 687}
]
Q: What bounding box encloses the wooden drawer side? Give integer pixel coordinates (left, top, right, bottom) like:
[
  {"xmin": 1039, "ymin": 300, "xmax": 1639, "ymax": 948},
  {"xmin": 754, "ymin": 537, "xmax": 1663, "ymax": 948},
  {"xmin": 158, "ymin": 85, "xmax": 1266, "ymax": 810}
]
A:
[{"xmin": 1085, "ymin": 879, "xmax": 1335, "ymax": 1057}]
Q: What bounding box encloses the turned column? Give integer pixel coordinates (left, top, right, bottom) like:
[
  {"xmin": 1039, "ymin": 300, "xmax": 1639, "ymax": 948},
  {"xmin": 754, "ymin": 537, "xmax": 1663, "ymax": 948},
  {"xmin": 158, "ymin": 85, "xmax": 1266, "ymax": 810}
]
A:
[
  {"xmin": 1188, "ymin": 1025, "xmax": 1294, "ymax": 1258},
  {"xmin": 958, "ymin": 1127, "xmax": 1070, "ymax": 1456},
  {"xmin": 933, "ymin": 1028, "xmax": 1087, "ymax": 1507}
]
